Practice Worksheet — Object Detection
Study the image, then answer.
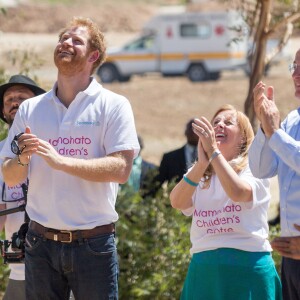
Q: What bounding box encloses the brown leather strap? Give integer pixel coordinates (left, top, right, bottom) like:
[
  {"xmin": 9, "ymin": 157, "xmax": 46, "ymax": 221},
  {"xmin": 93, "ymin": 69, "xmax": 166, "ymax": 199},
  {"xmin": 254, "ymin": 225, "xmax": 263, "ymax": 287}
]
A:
[{"xmin": 29, "ymin": 221, "xmax": 115, "ymax": 243}]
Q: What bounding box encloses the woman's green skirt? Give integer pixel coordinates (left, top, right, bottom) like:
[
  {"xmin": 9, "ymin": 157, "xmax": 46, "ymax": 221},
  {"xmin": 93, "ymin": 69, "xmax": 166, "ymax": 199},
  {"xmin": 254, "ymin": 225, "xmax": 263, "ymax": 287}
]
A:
[{"xmin": 180, "ymin": 248, "xmax": 282, "ymax": 300}]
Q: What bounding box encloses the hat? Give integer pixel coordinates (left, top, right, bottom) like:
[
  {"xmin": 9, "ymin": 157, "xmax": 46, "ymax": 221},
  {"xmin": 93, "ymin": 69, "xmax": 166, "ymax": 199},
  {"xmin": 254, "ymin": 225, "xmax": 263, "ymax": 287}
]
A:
[{"xmin": 0, "ymin": 74, "xmax": 46, "ymax": 123}]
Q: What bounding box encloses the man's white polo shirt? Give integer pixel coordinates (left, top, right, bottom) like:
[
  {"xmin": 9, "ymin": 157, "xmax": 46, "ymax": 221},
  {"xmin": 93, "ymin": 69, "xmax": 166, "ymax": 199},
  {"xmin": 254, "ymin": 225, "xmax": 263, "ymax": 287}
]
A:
[{"xmin": 0, "ymin": 78, "xmax": 140, "ymax": 230}]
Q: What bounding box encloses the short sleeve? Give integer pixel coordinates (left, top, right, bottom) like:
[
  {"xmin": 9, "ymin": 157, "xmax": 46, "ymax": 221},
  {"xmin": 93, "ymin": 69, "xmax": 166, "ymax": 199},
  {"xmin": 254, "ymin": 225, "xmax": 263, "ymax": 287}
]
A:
[{"xmin": 240, "ymin": 166, "xmax": 270, "ymax": 209}]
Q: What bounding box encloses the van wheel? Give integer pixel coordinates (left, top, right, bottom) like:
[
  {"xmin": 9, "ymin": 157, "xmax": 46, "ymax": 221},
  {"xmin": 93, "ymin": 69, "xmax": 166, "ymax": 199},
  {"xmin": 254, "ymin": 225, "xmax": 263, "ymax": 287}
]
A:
[
  {"xmin": 209, "ymin": 72, "xmax": 220, "ymax": 81},
  {"xmin": 187, "ymin": 64, "xmax": 208, "ymax": 82},
  {"xmin": 119, "ymin": 75, "xmax": 131, "ymax": 82},
  {"xmin": 97, "ymin": 64, "xmax": 119, "ymax": 83}
]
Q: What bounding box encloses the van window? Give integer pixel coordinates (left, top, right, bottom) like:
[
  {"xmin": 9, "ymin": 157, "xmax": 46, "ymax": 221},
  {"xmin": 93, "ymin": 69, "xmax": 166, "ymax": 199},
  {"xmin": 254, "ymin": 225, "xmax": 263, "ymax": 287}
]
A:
[
  {"xmin": 124, "ymin": 35, "xmax": 154, "ymax": 50},
  {"xmin": 180, "ymin": 23, "xmax": 211, "ymax": 38}
]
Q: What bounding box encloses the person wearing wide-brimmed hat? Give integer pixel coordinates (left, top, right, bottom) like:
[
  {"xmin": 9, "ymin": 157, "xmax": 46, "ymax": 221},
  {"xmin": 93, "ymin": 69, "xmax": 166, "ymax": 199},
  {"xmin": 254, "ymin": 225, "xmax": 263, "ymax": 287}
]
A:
[
  {"xmin": 0, "ymin": 74, "xmax": 45, "ymax": 300},
  {"xmin": 0, "ymin": 75, "xmax": 45, "ymax": 125}
]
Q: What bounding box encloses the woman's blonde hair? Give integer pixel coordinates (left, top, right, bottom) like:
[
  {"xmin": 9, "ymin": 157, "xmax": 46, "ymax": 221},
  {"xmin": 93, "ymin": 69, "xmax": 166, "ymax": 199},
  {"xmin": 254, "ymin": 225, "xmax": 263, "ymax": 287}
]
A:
[{"xmin": 202, "ymin": 104, "xmax": 254, "ymax": 188}]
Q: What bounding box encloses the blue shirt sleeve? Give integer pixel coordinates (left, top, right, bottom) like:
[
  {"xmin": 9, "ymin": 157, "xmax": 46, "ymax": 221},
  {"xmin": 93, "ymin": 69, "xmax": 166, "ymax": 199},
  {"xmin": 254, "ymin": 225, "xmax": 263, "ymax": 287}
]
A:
[
  {"xmin": 248, "ymin": 127, "xmax": 278, "ymax": 178},
  {"xmin": 269, "ymin": 128, "xmax": 300, "ymax": 174}
]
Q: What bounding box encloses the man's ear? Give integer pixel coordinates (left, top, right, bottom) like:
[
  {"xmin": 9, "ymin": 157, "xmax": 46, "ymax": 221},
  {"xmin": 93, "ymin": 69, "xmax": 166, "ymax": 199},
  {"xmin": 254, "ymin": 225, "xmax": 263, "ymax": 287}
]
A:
[{"xmin": 89, "ymin": 50, "xmax": 100, "ymax": 63}]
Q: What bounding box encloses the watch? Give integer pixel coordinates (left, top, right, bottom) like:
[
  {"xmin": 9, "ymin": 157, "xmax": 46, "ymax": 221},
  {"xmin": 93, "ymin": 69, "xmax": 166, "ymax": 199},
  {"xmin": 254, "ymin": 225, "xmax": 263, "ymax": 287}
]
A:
[{"xmin": 11, "ymin": 132, "xmax": 24, "ymax": 155}]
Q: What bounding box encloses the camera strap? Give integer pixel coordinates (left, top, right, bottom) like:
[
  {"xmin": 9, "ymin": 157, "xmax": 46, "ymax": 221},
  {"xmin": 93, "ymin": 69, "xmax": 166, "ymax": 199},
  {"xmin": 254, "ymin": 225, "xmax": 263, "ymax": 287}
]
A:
[{"xmin": 21, "ymin": 181, "xmax": 30, "ymax": 223}]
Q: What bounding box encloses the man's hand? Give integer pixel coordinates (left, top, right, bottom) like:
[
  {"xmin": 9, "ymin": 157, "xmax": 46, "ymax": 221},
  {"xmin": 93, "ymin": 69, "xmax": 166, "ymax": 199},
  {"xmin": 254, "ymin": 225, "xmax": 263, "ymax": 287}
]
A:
[
  {"xmin": 17, "ymin": 126, "xmax": 39, "ymax": 165},
  {"xmin": 253, "ymin": 81, "xmax": 281, "ymax": 138},
  {"xmin": 36, "ymin": 139, "xmax": 64, "ymax": 170},
  {"xmin": 271, "ymin": 224, "xmax": 300, "ymax": 260}
]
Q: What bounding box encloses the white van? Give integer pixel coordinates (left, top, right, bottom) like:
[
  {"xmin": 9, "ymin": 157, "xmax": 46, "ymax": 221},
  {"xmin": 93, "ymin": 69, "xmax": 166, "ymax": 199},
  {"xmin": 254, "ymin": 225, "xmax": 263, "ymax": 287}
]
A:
[{"xmin": 97, "ymin": 10, "xmax": 249, "ymax": 83}]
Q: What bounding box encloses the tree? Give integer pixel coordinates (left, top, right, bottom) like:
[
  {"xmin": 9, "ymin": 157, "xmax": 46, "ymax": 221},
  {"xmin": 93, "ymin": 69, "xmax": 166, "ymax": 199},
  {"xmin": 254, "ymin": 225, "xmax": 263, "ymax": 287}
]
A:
[
  {"xmin": 226, "ymin": 0, "xmax": 300, "ymax": 128},
  {"xmin": 242, "ymin": 0, "xmax": 300, "ymax": 127},
  {"xmin": 186, "ymin": 0, "xmax": 300, "ymax": 126}
]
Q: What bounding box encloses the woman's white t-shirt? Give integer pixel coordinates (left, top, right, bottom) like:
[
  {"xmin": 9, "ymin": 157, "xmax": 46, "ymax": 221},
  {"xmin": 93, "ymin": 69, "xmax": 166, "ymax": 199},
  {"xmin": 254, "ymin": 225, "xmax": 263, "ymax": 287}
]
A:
[{"xmin": 182, "ymin": 166, "xmax": 272, "ymax": 254}]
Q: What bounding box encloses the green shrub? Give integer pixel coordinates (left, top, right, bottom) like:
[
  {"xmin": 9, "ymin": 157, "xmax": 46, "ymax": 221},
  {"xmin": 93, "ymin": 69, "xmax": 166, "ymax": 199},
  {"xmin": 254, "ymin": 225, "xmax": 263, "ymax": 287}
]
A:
[
  {"xmin": 0, "ymin": 231, "xmax": 10, "ymax": 293},
  {"xmin": 117, "ymin": 181, "xmax": 190, "ymax": 299},
  {"xmin": 269, "ymin": 224, "xmax": 282, "ymax": 274}
]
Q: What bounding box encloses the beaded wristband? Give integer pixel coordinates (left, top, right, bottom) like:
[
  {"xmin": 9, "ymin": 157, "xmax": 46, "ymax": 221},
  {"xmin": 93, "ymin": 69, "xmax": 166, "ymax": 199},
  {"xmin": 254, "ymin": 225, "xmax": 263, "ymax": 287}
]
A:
[
  {"xmin": 17, "ymin": 155, "xmax": 29, "ymax": 167},
  {"xmin": 183, "ymin": 175, "xmax": 198, "ymax": 187},
  {"xmin": 208, "ymin": 149, "xmax": 221, "ymax": 164}
]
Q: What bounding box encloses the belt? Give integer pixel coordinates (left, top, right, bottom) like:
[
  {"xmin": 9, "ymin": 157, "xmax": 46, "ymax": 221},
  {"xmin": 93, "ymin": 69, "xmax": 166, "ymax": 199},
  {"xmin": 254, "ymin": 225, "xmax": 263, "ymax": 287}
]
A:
[{"xmin": 29, "ymin": 221, "xmax": 115, "ymax": 243}]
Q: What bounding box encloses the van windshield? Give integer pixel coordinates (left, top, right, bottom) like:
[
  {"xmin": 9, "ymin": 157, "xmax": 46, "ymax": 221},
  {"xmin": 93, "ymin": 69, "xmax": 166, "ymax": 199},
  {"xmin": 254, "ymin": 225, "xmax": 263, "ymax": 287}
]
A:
[{"xmin": 124, "ymin": 35, "xmax": 155, "ymax": 51}]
